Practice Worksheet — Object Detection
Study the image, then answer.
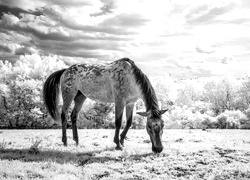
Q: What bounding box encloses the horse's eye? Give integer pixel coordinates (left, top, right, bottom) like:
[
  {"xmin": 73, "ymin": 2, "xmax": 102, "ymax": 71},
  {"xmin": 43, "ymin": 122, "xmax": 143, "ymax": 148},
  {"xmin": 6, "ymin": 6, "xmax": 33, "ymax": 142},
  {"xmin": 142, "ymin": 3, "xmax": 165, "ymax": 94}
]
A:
[{"xmin": 147, "ymin": 125, "xmax": 152, "ymax": 129}]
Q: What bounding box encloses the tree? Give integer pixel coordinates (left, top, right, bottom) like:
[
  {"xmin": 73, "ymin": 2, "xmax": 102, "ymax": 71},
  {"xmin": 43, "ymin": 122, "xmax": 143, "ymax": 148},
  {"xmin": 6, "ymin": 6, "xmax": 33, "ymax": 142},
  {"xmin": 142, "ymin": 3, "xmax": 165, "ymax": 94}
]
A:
[
  {"xmin": 82, "ymin": 102, "xmax": 114, "ymax": 129},
  {"xmin": 175, "ymin": 83, "xmax": 201, "ymax": 107},
  {"xmin": 237, "ymin": 78, "xmax": 250, "ymax": 110},
  {"xmin": 203, "ymin": 79, "xmax": 238, "ymax": 115},
  {"xmin": 0, "ymin": 54, "xmax": 67, "ymax": 128}
]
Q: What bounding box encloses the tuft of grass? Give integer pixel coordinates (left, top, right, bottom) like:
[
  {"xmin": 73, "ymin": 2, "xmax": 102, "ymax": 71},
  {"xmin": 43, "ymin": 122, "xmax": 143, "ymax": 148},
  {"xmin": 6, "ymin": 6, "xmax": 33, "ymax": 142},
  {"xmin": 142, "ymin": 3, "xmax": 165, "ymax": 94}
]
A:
[
  {"xmin": 29, "ymin": 137, "xmax": 43, "ymax": 154},
  {"xmin": 0, "ymin": 139, "xmax": 8, "ymax": 150}
]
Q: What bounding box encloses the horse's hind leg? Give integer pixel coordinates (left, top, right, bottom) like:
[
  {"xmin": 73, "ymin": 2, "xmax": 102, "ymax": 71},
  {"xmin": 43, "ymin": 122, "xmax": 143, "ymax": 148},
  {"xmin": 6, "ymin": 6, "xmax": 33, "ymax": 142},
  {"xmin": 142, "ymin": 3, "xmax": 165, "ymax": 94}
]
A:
[
  {"xmin": 120, "ymin": 103, "xmax": 134, "ymax": 146},
  {"xmin": 61, "ymin": 92, "xmax": 75, "ymax": 146},
  {"xmin": 70, "ymin": 91, "xmax": 86, "ymax": 146}
]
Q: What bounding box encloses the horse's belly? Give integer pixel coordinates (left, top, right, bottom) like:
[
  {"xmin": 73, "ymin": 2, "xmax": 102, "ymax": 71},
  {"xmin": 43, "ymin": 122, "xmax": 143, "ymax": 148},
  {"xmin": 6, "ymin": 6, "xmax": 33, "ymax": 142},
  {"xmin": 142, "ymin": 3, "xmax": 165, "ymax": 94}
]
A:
[
  {"xmin": 86, "ymin": 91, "xmax": 115, "ymax": 103},
  {"xmin": 79, "ymin": 80, "xmax": 115, "ymax": 103}
]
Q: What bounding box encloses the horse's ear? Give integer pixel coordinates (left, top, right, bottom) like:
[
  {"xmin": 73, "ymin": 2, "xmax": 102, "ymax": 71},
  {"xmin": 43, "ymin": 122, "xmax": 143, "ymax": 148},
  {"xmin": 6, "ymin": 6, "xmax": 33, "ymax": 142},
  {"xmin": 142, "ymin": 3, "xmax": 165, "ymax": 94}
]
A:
[
  {"xmin": 136, "ymin": 111, "xmax": 151, "ymax": 117},
  {"xmin": 160, "ymin": 109, "xmax": 168, "ymax": 115},
  {"xmin": 136, "ymin": 112, "xmax": 148, "ymax": 117}
]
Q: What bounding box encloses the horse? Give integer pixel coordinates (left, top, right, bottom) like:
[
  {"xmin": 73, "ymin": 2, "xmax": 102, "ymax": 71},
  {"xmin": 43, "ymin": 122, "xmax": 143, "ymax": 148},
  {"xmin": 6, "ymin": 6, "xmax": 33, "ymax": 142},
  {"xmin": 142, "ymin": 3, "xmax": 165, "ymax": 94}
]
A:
[{"xmin": 43, "ymin": 58, "xmax": 168, "ymax": 153}]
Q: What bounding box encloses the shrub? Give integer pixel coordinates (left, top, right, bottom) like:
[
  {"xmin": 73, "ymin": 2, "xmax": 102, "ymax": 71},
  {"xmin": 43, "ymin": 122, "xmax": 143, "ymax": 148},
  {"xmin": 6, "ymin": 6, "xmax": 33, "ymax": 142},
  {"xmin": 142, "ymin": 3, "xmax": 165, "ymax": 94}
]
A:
[
  {"xmin": 215, "ymin": 110, "xmax": 246, "ymax": 129},
  {"xmin": 132, "ymin": 114, "xmax": 145, "ymax": 129},
  {"xmin": 240, "ymin": 108, "xmax": 250, "ymax": 129},
  {"xmin": 216, "ymin": 114, "xmax": 228, "ymax": 129},
  {"xmin": 81, "ymin": 102, "xmax": 114, "ymax": 129}
]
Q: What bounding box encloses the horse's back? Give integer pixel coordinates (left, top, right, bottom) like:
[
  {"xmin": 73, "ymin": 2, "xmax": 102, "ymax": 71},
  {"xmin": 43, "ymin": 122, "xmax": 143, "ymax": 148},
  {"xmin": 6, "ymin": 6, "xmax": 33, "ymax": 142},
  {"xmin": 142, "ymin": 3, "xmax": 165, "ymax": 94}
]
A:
[{"xmin": 61, "ymin": 58, "xmax": 140, "ymax": 103}]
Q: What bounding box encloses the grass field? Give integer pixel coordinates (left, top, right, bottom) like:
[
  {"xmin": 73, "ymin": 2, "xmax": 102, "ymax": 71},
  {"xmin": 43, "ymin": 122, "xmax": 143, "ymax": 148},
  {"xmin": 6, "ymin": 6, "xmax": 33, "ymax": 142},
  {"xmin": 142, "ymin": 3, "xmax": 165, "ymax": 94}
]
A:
[{"xmin": 0, "ymin": 129, "xmax": 250, "ymax": 180}]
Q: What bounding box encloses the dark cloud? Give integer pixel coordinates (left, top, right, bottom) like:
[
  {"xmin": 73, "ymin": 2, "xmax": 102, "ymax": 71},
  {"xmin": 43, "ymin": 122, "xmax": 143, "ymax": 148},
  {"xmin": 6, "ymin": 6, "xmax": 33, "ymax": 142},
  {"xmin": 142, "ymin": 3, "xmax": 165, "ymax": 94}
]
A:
[
  {"xmin": 37, "ymin": 39, "xmax": 123, "ymax": 51},
  {"xmin": 0, "ymin": 4, "xmax": 42, "ymax": 18},
  {"xmin": 41, "ymin": 7, "xmax": 136, "ymax": 35},
  {"xmin": 0, "ymin": 0, "xmax": 91, "ymax": 11},
  {"xmin": 0, "ymin": 4, "xmax": 133, "ymax": 61},
  {"xmin": 15, "ymin": 46, "xmax": 36, "ymax": 55},
  {"xmin": 0, "ymin": 13, "xmax": 78, "ymax": 42},
  {"xmin": 0, "ymin": 43, "xmax": 13, "ymax": 53}
]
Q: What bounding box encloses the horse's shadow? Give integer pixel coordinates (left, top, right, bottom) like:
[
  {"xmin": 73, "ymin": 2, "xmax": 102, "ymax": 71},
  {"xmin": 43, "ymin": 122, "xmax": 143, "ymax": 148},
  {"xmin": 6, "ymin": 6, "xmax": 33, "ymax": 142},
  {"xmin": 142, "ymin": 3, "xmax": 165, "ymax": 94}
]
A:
[{"xmin": 0, "ymin": 147, "xmax": 155, "ymax": 166}]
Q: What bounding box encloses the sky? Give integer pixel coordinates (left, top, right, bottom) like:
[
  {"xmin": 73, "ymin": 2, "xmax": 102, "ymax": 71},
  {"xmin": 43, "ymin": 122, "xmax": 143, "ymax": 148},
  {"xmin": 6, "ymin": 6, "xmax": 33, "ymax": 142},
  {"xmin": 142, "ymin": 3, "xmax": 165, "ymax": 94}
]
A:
[{"xmin": 0, "ymin": 0, "xmax": 250, "ymax": 78}]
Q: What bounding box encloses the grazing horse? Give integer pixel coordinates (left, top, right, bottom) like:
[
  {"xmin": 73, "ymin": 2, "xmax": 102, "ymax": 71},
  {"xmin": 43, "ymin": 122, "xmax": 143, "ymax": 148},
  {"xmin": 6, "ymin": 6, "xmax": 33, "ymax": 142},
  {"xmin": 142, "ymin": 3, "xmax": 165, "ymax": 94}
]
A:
[{"xmin": 43, "ymin": 58, "xmax": 167, "ymax": 153}]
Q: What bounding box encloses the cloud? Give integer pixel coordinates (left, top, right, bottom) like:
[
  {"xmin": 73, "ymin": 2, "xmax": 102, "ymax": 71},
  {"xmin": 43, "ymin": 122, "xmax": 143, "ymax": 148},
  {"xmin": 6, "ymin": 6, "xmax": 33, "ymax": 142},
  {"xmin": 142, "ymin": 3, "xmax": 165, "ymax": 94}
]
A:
[
  {"xmin": 0, "ymin": 0, "xmax": 91, "ymax": 11},
  {"xmin": 0, "ymin": 43, "xmax": 14, "ymax": 53},
  {"xmin": 0, "ymin": 0, "xmax": 250, "ymax": 78},
  {"xmin": 15, "ymin": 46, "xmax": 38, "ymax": 55},
  {"xmin": 0, "ymin": 43, "xmax": 21, "ymax": 53},
  {"xmin": 90, "ymin": 0, "xmax": 115, "ymax": 17},
  {"xmin": 101, "ymin": 13, "xmax": 149, "ymax": 27},
  {"xmin": 196, "ymin": 46, "xmax": 214, "ymax": 54},
  {"xmin": 184, "ymin": 0, "xmax": 241, "ymax": 26},
  {"xmin": 219, "ymin": 57, "xmax": 233, "ymax": 64},
  {"xmin": 40, "ymin": 6, "xmax": 136, "ymax": 36},
  {"xmin": 0, "ymin": 42, "xmax": 37, "ymax": 56},
  {"xmin": 0, "ymin": 4, "xmax": 42, "ymax": 18},
  {"xmin": 187, "ymin": 5, "xmax": 234, "ymax": 25}
]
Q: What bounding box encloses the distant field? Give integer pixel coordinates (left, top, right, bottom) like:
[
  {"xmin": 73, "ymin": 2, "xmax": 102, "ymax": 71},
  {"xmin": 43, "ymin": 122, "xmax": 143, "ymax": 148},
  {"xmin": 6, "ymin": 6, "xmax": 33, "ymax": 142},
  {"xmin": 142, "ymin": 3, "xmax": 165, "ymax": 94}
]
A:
[{"xmin": 0, "ymin": 129, "xmax": 250, "ymax": 180}]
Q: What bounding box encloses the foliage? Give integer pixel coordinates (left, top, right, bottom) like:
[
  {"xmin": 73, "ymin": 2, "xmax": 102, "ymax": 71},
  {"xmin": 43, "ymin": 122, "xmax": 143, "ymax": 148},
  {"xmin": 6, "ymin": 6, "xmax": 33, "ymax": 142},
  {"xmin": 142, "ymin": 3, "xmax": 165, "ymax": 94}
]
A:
[
  {"xmin": 80, "ymin": 102, "xmax": 115, "ymax": 129},
  {"xmin": 237, "ymin": 78, "xmax": 250, "ymax": 110},
  {"xmin": 203, "ymin": 79, "xmax": 238, "ymax": 115},
  {"xmin": 175, "ymin": 82, "xmax": 202, "ymax": 107},
  {"xmin": 0, "ymin": 139, "xmax": 8, "ymax": 150},
  {"xmin": 131, "ymin": 114, "xmax": 145, "ymax": 129},
  {"xmin": 0, "ymin": 54, "xmax": 66, "ymax": 129},
  {"xmin": 1, "ymin": 54, "xmax": 250, "ymax": 129}
]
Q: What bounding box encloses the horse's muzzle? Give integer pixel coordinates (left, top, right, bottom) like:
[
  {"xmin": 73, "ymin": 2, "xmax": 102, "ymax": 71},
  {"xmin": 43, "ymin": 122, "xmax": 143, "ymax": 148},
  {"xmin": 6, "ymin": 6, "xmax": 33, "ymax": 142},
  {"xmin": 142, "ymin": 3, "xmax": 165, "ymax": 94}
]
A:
[{"xmin": 152, "ymin": 146, "xmax": 163, "ymax": 153}]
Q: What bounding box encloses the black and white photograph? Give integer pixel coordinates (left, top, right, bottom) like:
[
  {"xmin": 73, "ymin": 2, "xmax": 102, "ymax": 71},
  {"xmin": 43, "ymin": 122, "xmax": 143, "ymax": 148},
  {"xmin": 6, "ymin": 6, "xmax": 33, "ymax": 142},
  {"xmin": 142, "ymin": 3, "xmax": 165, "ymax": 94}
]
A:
[{"xmin": 0, "ymin": 0, "xmax": 250, "ymax": 179}]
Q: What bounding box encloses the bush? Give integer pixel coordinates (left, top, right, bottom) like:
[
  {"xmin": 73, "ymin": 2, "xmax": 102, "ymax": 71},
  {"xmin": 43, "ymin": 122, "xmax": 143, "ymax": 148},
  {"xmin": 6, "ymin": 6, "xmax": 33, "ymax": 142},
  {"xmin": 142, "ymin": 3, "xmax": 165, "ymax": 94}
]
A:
[
  {"xmin": 81, "ymin": 102, "xmax": 114, "ymax": 129},
  {"xmin": 0, "ymin": 54, "xmax": 67, "ymax": 129},
  {"xmin": 131, "ymin": 114, "xmax": 145, "ymax": 129},
  {"xmin": 216, "ymin": 114, "xmax": 228, "ymax": 129},
  {"xmin": 240, "ymin": 108, "xmax": 250, "ymax": 129},
  {"xmin": 215, "ymin": 110, "xmax": 246, "ymax": 129},
  {"xmin": 200, "ymin": 115, "xmax": 217, "ymax": 129}
]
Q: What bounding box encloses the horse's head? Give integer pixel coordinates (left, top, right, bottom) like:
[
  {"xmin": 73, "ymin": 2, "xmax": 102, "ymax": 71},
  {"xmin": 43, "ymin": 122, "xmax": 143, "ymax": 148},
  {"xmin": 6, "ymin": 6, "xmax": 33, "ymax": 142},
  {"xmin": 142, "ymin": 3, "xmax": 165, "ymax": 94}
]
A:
[{"xmin": 137, "ymin": 109, "xmax": 168, "ymax": 153}]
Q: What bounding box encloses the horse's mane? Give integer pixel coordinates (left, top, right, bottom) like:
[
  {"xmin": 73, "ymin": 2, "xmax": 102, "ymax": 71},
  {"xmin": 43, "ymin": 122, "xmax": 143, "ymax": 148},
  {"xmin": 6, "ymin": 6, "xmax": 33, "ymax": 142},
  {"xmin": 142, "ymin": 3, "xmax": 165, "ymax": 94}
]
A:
[{"xmin": 123, "ymin": 58, "xmax": 161, "ymax": 118}]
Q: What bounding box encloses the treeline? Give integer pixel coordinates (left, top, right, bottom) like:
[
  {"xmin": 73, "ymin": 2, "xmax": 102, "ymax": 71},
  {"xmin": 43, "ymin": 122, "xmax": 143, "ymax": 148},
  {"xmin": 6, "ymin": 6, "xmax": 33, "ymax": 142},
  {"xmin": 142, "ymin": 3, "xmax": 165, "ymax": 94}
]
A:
[{"xmin": 0, "ymin": 54, "xmax": 250, "ymax": 129}]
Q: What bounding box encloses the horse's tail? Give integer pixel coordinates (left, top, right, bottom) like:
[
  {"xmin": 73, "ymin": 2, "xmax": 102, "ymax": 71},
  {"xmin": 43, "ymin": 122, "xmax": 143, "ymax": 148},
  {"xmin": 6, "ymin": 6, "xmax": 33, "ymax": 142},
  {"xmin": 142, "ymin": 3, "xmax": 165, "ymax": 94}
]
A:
[{"xmin": 43, "ymin": 69, "xmax": 67, "ymax": 121}]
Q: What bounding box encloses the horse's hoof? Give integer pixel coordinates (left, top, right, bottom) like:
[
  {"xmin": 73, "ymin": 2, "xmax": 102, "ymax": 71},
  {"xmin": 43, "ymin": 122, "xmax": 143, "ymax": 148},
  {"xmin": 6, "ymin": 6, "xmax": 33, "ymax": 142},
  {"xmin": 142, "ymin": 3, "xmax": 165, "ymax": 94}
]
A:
[
  {"xmin": 115, "ymin": 146, "xmax": 123, "ymax": 151},
  {"xmin": 74, "ymin": 139, "xmax": 79, "ymax": 146}
]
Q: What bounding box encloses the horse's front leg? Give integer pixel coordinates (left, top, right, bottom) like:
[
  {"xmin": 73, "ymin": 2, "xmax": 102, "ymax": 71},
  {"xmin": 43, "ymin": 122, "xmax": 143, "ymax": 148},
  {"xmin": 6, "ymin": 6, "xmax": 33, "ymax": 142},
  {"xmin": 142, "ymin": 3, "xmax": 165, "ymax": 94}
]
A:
[
  {"xmin": 114, "ymin": 100, "xmax": 125, "ymax": 150},
  {"xmin": 120, "ymin": 103, "xmax": 134, "ymax": 146}
]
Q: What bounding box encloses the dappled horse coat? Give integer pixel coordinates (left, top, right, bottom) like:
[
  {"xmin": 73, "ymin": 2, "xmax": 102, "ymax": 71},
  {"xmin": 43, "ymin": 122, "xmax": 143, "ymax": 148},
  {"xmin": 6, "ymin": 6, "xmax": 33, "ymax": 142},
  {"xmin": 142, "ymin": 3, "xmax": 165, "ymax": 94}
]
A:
[{"xmin": 43, "ymin": 58, "xmax": 167, "ymax": 152}]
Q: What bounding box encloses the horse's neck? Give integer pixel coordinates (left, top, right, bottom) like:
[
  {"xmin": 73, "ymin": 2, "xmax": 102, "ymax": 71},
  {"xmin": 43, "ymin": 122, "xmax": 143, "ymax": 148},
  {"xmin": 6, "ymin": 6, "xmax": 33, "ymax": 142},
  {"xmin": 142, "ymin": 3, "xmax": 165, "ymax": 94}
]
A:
[{"xmin": 141, "ymin": 96, "xmax": 159, "ymax": 113}]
